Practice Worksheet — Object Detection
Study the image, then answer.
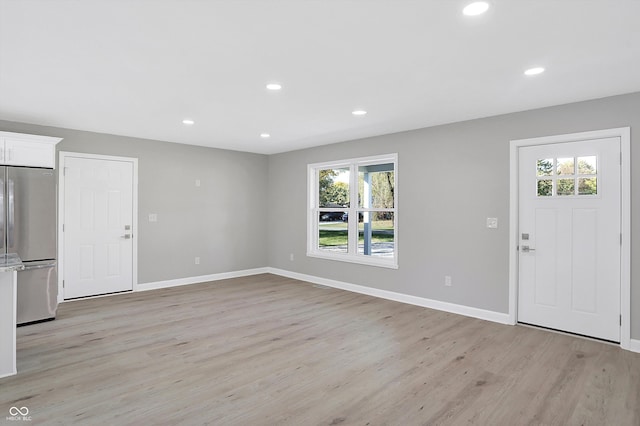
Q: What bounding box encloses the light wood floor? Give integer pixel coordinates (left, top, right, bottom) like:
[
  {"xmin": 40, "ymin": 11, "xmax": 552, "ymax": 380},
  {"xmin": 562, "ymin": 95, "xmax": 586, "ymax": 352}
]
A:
[{"xmin": 1, "ymin": 274, "xmax": 639, "ymax": 425}]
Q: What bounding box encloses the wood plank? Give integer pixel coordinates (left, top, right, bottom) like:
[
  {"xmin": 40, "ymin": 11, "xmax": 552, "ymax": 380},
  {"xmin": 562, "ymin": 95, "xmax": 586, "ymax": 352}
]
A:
[{"xmin": 1, "ymin": 273, "xmax": 639, "ymax": 425}]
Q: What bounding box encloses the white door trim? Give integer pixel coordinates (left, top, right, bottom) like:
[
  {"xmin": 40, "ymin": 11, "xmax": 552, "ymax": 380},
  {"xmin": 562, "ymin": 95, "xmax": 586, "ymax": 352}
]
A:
[
  {"xmin": 58, "ymin": 151, "xmax": 139, "ymax": 302},
  {"xmin": 509, "ymin": 127, "xmax": 631, "ymax": 350}
]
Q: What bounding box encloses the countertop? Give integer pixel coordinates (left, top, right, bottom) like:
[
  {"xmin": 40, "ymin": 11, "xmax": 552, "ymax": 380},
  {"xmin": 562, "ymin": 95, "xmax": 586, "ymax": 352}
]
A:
[{"xmin": 0, "ymin": 253, "xmax": 24, "ymax": 272}]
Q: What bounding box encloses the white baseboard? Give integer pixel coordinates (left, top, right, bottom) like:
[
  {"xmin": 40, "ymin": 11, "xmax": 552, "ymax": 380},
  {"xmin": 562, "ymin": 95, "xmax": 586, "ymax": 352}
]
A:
[
  {"xmin": 137, "ymin": 267, "xmax": 270, "ymax": 292},
  {"xmin": 628, "ymin": 339, "xmax": 640, "ymax": 353},
  {"xmin": 267, "ymin": 267, "xmax": 511, "ymax": 325}
]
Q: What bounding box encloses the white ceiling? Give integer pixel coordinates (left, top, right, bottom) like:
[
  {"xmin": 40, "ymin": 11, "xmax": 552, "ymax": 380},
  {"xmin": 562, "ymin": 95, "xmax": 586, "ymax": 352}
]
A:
[{"xmin": 1, "ymin": 1, "xmax": 639, "ymax": 155}]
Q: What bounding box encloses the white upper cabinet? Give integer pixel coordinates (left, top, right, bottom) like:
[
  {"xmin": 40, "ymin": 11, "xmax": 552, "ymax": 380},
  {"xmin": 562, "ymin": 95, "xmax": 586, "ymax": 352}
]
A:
[{"xmin": 0, "ymin": 132, "xmax": 62, "ymax": 168}]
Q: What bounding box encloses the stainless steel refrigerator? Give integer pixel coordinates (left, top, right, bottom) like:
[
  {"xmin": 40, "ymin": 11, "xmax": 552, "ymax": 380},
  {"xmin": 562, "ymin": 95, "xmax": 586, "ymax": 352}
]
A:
[{"xmin": 0, "ymin": 167, "xmax": 58, "ymax": 325}]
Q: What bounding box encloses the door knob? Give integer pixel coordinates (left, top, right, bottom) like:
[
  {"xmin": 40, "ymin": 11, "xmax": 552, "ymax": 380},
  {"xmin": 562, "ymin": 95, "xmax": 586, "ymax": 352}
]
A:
[
  {"xmin": 122, "ymin": 234, "xmax": 131, "ymax": 239},
  {"xmin": 521, "ymin": 245, "xmax": 535, "ymax": 253}
]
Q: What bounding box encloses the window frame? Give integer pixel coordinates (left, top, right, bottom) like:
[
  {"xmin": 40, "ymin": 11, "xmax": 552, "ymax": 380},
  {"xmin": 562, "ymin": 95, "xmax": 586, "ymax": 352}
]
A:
[
  {"xmin": 536, "ymin": 155, "xmax": 600, "ymax": 198},
  {"xmin": 307, "ymin": 153, "xmax": 398, "ymax": 269}
]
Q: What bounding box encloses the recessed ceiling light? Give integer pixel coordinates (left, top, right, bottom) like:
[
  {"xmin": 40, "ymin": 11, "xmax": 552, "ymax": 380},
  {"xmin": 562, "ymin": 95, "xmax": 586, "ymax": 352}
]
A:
[
  {"xmin": 266, "ymin": 83, "xmax": 282, "ymax": 91},
  {"xmin": 182, "ymin": 119, "xmax": 195, "ymax": 125},
  {"xmin": 260, "ymin": 133, "xmax": 271, "ymax": 138},
  {"xmin": 352, "ymin": 110, "xmax": 367, "ymax": 116},
  {"xmin": 463, "ymin": 1, "xmax": 490, "ymax": 16},
  {"xmin": 524, "ymin": 67, "xmax": 545, "ymax": 76}
]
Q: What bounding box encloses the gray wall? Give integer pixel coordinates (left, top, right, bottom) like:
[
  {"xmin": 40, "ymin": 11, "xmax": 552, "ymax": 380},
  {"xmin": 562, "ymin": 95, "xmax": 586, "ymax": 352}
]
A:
[
  {"xmin": 1, "ymin": 92, "xmax": 638, "ymax": 339},
  {"xmin": 0, "ymin": 120, "xmax": 269, "ymax": 284},
  {"xmin": 267, "ymin": 92, "xmax": 639, "ymax": 338}
]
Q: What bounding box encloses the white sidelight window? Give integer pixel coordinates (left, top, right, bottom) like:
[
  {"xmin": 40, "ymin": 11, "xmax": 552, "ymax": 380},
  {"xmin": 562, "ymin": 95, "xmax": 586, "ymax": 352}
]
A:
[{"xmin": 307, "ymin": 153, "xmax": 397, "ymax": 268}]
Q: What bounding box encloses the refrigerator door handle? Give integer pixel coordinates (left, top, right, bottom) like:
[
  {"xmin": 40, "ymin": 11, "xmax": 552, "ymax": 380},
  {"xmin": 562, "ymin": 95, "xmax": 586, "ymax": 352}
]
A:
[
  {"xmin": 8, "ymin": 178, "xmax": 14, "ymax": 249},
  {"xmin": 22, "ymin": 261, "xmax": 57, "ymax": 271}
]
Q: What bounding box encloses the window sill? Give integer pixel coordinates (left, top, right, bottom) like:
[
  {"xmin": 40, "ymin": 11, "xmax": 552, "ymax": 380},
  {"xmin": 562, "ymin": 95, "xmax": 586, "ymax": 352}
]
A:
[{"xmin": 306, "ymin": 251, "xmax": 398, "ymax": 269}]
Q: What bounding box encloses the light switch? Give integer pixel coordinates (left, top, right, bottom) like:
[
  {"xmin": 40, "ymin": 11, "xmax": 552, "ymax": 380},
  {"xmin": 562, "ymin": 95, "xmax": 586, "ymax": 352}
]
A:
[
  {"xmin": 149, "ymin": 213, "xmax": 158, "ymax": 222},
  {"xmin": 195, "ymin": 179, "xmax": 201, "ymax": 187},
  {"xmin": 486, "ymin": 217, "xmax": 498, "ymax": 229}
]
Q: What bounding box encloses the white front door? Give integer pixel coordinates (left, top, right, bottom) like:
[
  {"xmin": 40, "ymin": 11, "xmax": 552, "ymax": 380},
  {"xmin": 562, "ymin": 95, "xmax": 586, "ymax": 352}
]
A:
[
  {"xmin": 63, "ymin": 156, "xmax": 134, "ymax": 299},
  {"xmin": 518, "ymin": 137, "xmax": 621, "ymax": 342}
]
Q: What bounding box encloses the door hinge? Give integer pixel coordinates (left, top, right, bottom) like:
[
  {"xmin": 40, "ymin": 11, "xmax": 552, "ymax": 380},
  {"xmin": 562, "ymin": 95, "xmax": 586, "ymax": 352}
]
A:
[
  {"xmin": 620, "ymin": 233, "xmax": 623, "ymax": 245},
  {"xmin": 62, "ymin": 224, "xmax": 65, "ymax": 232},
  {"xmin": 620, "ymin": 314, "xmax": 622, "ymax": 326},
  {"xmin": 62, "ymin": 280, "xmax": 65, "ymax": 288}
]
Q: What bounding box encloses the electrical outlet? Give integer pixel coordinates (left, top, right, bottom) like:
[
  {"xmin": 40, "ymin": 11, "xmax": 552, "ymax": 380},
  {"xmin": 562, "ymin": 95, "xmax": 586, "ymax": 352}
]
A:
[
  {"xmin": 149, "ymin": 213, "xmax": 158, "ymax": 222},
  {"xmin": 486, "ymin": 217, "xmax": 498, "ymax": 229},
  {"xmin": 195, "ymin": 257, "xmax": 200, "ymax": 265},
  {"xmin": 445, "ymin": 275, "xmax": 452, "ymax": 286},
  {"xmin": 289, "ymin": 253, "xmax": 294, "ymax": 261}
]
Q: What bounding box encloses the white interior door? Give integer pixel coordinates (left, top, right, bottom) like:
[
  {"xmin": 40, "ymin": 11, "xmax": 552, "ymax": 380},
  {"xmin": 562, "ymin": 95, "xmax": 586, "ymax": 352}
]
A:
[
  {"xmin": 518, "ymin": 137, "xmax": 621, "ymax": 342},
  {"xmin": 63, "ymin": 156, "xmax": 134, "ymax": 299}
]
